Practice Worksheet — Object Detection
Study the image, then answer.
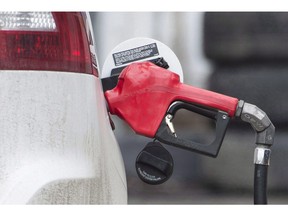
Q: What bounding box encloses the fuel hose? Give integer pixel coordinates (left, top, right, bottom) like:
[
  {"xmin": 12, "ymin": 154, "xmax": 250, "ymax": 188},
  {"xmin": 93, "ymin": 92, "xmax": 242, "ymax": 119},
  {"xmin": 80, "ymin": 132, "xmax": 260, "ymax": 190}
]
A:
[
  {"xmin": 253, "ymin": 146, "xmax": 271, "ymax": 204},
  {"xmin": 254, "ymin": 164, "xmax": 268, "ymax": 204},
  {"xmin": 237, "ymin": 101, "xmax": 274, "ymax": 205}
]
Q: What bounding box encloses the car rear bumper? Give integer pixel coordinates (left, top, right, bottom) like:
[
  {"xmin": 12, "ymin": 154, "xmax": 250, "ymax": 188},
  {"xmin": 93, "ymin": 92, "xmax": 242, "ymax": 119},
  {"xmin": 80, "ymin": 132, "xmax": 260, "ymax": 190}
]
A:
[{"xmin": 0, "ymin": 70, "xmax": 127, "ymax": 204}]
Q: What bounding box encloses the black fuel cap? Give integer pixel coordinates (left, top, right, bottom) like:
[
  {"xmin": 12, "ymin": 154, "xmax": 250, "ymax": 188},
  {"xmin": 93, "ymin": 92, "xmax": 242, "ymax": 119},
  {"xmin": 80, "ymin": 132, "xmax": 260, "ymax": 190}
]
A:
[{"xmin": 135, "ymin": 142, "xmax": 174, "ymax": 185}]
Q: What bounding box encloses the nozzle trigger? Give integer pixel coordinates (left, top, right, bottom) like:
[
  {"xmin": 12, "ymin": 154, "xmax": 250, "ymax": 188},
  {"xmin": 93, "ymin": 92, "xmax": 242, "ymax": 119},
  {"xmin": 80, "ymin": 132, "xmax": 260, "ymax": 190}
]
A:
[{"xmin": 165, "ymin": 114, "xmax": 177, "ymax": 137}]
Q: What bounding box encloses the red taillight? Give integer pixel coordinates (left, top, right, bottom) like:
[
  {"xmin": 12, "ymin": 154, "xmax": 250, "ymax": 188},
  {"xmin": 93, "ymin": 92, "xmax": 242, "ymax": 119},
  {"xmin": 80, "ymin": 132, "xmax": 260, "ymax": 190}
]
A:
[{"xmin": 0, "ymin": 12, "xmax": 94, "ymax": 74}]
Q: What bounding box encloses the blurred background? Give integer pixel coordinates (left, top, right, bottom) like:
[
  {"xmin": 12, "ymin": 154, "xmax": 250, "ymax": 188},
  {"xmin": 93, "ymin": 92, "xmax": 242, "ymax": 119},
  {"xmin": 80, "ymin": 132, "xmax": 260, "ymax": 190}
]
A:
[{"xmin": 90, "ymin": 12, "xmax": 288, "ymax": 204}]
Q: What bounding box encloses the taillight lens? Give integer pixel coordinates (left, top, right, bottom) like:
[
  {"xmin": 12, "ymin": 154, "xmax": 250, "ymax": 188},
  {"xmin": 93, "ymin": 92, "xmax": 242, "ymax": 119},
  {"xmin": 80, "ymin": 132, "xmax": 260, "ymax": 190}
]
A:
[{"xmin": 0, "ymin": 12, "xmax": 93, "ymax": 74}]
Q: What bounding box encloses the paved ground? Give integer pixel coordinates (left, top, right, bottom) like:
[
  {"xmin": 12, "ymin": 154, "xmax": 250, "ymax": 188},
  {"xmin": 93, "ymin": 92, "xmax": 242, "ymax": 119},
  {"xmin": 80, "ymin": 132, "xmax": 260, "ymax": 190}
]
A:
[{"xmin": 126, "ymin": 177, "xmax": 288, "ymax": 205}]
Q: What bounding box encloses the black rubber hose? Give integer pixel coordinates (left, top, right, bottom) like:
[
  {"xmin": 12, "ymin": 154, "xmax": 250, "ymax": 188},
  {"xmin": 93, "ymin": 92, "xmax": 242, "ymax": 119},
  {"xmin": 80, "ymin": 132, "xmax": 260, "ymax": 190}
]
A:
[{"xmin": 254, "ymin": 164, "xmax": 268, "ymax": 204}]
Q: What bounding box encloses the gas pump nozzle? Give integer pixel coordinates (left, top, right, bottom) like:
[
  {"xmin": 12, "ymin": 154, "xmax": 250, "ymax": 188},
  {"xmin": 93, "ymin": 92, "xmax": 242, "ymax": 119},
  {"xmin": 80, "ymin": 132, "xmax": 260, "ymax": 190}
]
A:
[
  {"xmin": 104, "ymin": 61, "xmax": 274, "ymax": 148},
  {"xmin": 104, "ymin": 61, "xmax": 239, "ymax": 157}
]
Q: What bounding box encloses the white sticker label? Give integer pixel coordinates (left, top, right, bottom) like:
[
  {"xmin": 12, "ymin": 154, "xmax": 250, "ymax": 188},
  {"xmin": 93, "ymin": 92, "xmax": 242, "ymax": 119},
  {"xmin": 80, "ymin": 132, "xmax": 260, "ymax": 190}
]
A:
[{"xmin": 112, "ymin": 43, "xmax": 159, "ymax": 66}]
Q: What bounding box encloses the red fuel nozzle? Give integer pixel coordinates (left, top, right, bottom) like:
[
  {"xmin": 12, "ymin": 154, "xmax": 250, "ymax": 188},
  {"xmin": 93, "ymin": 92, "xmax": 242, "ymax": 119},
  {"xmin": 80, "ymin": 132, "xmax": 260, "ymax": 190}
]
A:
[{"xmin": 105, "ymin": 62, "xmax": 239, "ymax": 139}]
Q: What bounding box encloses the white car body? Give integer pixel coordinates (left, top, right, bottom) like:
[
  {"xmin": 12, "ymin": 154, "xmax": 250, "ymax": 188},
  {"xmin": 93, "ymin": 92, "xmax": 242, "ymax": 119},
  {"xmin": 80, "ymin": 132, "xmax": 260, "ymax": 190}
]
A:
[{"xmin": 0, "ymin": 12, "xmax": 127, "ymax": 204}]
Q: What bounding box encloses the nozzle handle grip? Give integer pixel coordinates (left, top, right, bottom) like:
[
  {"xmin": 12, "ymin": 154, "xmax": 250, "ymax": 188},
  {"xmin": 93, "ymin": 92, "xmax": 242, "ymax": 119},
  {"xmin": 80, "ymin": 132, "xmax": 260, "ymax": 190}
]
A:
[{"xmin": 171, "ymin": 81, "xmax": 238, "ymax": 117}]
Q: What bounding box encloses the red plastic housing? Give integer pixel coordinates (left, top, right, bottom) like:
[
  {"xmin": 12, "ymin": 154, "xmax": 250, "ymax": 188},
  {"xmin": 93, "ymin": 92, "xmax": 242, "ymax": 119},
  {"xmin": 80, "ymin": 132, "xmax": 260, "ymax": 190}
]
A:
[{"xmin": 105, "ymin": 62, "xmax": 239, "ymax": 138}]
